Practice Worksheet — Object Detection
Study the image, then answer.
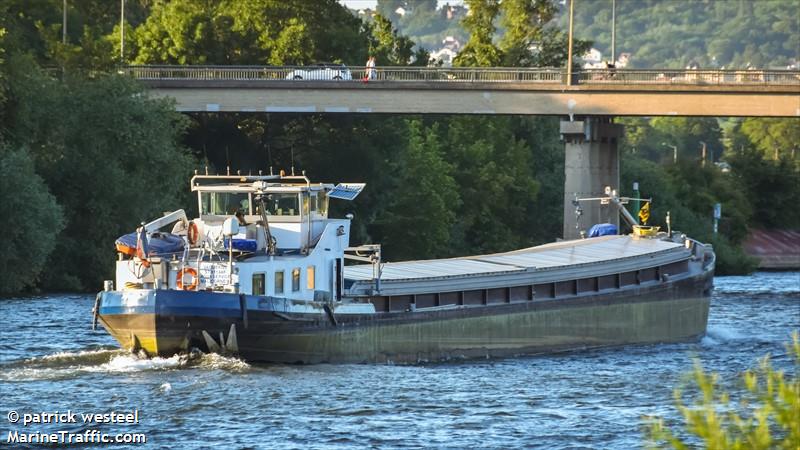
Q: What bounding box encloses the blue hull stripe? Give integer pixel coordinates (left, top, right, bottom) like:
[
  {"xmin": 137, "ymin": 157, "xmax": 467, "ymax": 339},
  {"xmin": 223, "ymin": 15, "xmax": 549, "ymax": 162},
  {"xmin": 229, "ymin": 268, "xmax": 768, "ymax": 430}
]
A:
[{"xmin": 99, "ymin": 290, "xmax": 241, "ymax": 318}]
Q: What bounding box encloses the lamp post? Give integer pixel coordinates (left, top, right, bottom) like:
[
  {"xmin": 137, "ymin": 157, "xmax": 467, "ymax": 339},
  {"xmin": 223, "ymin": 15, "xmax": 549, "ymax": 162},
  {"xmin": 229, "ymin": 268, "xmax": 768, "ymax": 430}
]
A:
[
  {"xmin": 120, "ymin": 0, "xmax": 125, "ymax": 63},
  {"xmin": 661, "ymin": 142, "xmax": 678, "ymax": 164},
  {"xmin": 566, "ymin": 0, "xmax": 574, "ymax": 86},
  {"xmin": 699, "ymin": 141, "xmax": 707, "ymax": 167},
  {"xmin": 62, "ymin": 0, "xmax": 67, "ymax": 44},
  {"xmin": 611, "ymin": 0, "xmax": 616, "ymax": 63}
]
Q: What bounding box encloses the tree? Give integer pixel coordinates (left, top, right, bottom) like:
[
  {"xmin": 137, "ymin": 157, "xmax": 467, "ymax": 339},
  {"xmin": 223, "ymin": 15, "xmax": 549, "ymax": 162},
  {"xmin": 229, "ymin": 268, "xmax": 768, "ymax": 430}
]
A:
[
  {"xmin": 443, "ymin": 116, "xmax": 540, "ymax": 254},
  {"xmin": 372, "ymin": 120, "xmax": 460, "ymax": 260},
  {"xmin": 498, "ymin": 0, "xmax": 557, "ymax": 66},
  {"xmin": 453, "ymin": 0, "xmax": 502, "ymax": 67},
  {"xmin": 0, "ymin": 147, "xmax": 64, "ymax": 294},
  {"xmin": 133, "ymin": 0, "xmax": 369, "ymax": 65},
  {"xmin": 367, "ymin": 14, "xmax": 418, "ymax": 65},
  {"xmin": 5, "ymin": 56, "xmax": 196, "ymax": 290},
  {"xmin": 727, "ymin": 146, "xmax": 800, "ymax": 230},
  {"xmin": 738, "ymin": 118, "xmax": 800, "ymax": 162}
]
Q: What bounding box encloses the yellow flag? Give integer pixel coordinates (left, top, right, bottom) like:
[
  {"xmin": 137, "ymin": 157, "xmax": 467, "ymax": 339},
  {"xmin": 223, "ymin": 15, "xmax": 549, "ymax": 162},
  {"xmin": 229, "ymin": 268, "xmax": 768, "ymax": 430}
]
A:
[{"xmin": 639, "ymin": 202, "xmax": 650, "ymax": 224}]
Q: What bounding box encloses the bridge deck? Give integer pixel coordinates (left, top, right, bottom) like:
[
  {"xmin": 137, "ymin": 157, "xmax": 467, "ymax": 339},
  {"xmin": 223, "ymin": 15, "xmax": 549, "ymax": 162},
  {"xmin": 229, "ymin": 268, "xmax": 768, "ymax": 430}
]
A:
[{"xmin": 129, "ymin": 66, "xmax": 800, "ymax": 117}]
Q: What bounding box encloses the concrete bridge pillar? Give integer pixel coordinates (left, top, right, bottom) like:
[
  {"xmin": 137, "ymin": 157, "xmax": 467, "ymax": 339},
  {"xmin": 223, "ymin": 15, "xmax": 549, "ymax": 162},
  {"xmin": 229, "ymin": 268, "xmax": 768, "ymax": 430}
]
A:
[{"xmin": 561, "ymin": 118, "xmax": 624, "ymax": 240}]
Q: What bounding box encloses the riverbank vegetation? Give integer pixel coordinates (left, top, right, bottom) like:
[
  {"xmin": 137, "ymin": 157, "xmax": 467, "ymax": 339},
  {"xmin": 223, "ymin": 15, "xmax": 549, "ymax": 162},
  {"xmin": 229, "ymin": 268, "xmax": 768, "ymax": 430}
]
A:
[
  {"xmin": 644, "ymin": 332, "xmax": 800, "ymax": 449},
  {"xmin": 1, "ymin": 0, "xmax": 797, "ymax": 294}
]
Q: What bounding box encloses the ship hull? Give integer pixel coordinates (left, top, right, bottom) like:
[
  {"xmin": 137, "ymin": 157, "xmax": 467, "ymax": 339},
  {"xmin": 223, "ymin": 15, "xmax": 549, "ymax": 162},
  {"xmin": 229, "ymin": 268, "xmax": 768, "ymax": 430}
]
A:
[{"xmin": 98, "ymin": 269, "xmax": 712, "ymax": 364}]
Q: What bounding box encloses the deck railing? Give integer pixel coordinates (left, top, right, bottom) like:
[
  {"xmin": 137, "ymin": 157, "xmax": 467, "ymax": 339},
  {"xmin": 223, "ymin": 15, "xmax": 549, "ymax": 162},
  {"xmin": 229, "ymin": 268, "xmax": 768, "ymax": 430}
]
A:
[{"xmin": 122, "ymin": 65, "xmax": 800, "ymax": 86}]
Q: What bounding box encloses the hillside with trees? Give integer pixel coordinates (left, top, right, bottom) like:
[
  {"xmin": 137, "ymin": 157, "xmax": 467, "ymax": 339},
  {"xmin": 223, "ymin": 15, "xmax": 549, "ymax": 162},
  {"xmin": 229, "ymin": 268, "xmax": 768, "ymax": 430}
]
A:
[
  {"xmin": 374, "ymin": 0, "xmax": 798, "ymax": 70},
  {"xmin": 567, "ymin": 0, "xmax": 798, "ymax": 69}
]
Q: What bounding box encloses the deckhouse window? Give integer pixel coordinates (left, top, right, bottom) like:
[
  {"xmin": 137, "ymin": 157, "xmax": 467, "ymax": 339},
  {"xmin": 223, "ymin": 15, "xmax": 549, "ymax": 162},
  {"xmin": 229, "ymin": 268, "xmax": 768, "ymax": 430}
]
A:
[
  {"xmin": 307, "ymin": 266, "xmax": 315, "ymax": 290},
  {"xmin": 275, "ymin": 271, "xmax": 284, "ymax": 294},
  {"xmin": 201, "ymin": 192, "xmax": 250, "ymax": 216},
  {"xmin": 292, "ymin": 268, "xmax": 301, "ymax": 292},
  {"xmin": 307, "ymin": 193, "xmax": 329, "ymax": 217},
  {"xmin": 252, "ymin": 273, "xmax": 265, "ymax": 296},
  {"xmin": 257, "ymin": 193, "xmax": 300, "ymax": 216}
]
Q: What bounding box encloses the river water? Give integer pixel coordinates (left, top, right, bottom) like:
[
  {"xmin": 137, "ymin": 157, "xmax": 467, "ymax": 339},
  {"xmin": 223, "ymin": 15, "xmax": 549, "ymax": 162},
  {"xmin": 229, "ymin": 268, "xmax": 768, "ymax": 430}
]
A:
[{"xmin": 1, "ymin": 272, "xmax": 798, "ymax": 449}]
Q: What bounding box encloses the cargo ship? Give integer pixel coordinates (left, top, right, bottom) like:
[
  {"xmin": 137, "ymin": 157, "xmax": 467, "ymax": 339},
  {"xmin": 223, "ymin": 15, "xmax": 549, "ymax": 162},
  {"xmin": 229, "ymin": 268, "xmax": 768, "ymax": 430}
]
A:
[{"xmin": 95, "ymin": 173, "xmax": 715, "ymax": 363}]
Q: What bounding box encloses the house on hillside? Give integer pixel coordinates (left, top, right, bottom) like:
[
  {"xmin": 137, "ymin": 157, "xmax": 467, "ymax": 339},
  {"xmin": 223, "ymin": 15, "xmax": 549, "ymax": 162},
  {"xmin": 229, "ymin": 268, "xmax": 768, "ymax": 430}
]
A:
[
  {"xmin": 430, "ymin": 36, "xmax": 463, "ymax": 67},
  {"xmin": 430, "ymin": 47, "xmax": 458, "ymax": 66},
  {"xmin": 581, "ymin": 48, "xmax": 605, "ymax": 68},
  {"xmin": 442, "ymin": 36, "xmax": 461, "ymax": 51}
]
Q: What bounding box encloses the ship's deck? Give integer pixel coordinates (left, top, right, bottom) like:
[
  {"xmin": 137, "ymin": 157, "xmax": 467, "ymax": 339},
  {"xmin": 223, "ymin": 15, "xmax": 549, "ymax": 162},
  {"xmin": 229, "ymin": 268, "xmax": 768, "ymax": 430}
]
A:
[{"xmin": 344, "ymin": 235, "xmax": 685, "ymax": 283}]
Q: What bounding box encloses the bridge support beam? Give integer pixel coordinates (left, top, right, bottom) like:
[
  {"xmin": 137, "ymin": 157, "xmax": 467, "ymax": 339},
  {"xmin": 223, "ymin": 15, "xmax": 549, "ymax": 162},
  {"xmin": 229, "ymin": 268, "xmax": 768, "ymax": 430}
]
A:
[{"xmin": 561, "ymin": 118, "xmax": 624, "ymax": 240}]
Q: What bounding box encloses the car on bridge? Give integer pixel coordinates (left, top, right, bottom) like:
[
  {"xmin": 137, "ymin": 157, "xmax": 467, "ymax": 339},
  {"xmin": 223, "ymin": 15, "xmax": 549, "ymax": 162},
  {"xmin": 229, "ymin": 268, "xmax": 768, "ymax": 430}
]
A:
[{"xmin": 285, "ymin": 63, "xmax": 352, "ymax": 81}]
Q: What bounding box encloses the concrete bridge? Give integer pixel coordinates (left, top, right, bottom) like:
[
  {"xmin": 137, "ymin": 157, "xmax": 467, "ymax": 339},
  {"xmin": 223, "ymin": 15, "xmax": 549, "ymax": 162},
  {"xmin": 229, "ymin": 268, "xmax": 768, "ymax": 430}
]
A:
[
  {"xmin": 128, "ymin": 66, "xmax": 800, "ymax": 117},
  {"xmin": 128, "ymin": 65, "xmax": 800, "ymax": 239}
]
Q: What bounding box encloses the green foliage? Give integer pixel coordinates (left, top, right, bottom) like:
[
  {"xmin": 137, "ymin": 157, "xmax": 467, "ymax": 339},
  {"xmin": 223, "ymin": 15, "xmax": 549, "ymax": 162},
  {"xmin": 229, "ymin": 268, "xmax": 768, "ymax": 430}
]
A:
[
  {"xmin": 618, "ymin": 115, "xmax": 800, "ymax": 251},
  {"xmin": 726, "ymin": 145, "xmax": 800, "ymax": 230},
  {"xmin": 443, "ymin": 117, "xmax": 541, "ymax": 253},
  {"xmin": 134, "ymin": 0, "xmax": 369, "ymax": 65},
  {"xmin": 4, "ymin": 56, "xmax": 196, "ymax": 291},
  {"xmin": 498, "ymin": 0, "xmax": 556, "ymax": 66},
  {"xmin": 0, "ymin": 0, "xmax": 149, "ymax": 70},
  {"xmin": 708, "ymin": 235, "xmax": 758, "ymax": 275},
  {"xmin": 372, "ymin": 121, "xmax": 460, "ymax": 260},
  {"xmin": 568, "ymin": 0, "xmax": 799, "ymax": 69},
  {"xmin": 0, "ymin": 147, "xmax": 64, "ymax": 294},
  {"xmin": 645, "ymin": 332, "xmax": 800, "ymax": 449},
  {"xmin": 453, "ymin": 0, "xmax": 591, "ymax": 69},
  {"xmin": 367, "ymin": 14, "xmax": 418, "ymax": 65},
  {"xmin": 453, "ymin": 0, "xmax": 503, "ymax": 67},
  {"xmin": 133, "ymin": 0, "xmax": 239, "ymax": 65},
  {"xmin": 738, "ymin": 118, "xmax": 800, "ymax": 162}
]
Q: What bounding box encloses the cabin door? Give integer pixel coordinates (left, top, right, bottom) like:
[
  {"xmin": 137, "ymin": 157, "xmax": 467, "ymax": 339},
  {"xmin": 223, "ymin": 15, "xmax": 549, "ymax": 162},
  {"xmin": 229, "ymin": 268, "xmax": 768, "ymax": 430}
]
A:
[{"xmin": 335, "ymin": 258, "xmax": 343, "ymax": 301}]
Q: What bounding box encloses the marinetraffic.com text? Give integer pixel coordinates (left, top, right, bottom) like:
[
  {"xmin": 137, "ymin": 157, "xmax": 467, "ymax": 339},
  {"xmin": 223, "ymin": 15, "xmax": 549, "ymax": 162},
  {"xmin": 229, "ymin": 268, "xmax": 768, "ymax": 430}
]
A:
[{"xmin": 5, "ymin": 410, "xmax": 146, "ymax": 445}]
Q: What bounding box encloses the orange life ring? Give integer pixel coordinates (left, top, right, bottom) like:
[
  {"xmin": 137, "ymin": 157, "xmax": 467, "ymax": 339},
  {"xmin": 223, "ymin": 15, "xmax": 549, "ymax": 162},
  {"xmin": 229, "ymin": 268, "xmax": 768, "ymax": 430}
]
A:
[
  {"xmin": 176, "ymin": 267, "xmax": 198, "ymax": 291},
  {"xmin": 187, "ymin": 222, "xmax": 200, "ymax": 245}
]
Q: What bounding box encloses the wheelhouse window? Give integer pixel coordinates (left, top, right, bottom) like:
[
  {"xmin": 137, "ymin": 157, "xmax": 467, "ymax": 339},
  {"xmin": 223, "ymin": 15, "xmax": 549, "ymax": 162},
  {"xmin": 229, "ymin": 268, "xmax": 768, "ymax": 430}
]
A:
[
  {"xmin": 201, "ymin": 192, "xmax": 250, "ymax": 216},
  {"xmin": 306, "ymin": 193, "xmax": 329, "ymax": 217},
  {"xmin": 306, "ymin": 266, "xmax": 315, "ymax": 290},
  {"xmin": 292, "ymin": 268, "xmax": 301, "ymax": 292},
  {"xmin": 256, "ymin": 193, "xmax": 300, "ymax": 216},
  {"xmin": 275, "ymin": 271, "xmax": 284, "ymax": 294},
  {"xmin": 252, "ymin": 273, "xmax": 265, "ymax": 296}
]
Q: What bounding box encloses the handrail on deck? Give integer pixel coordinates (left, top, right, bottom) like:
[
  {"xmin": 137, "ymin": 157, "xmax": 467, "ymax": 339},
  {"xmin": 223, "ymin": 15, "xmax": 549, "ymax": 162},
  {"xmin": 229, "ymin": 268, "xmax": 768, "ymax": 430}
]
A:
[{"xmin": 122, "ymin": 65, "xmax": 800, "ymax": 86}]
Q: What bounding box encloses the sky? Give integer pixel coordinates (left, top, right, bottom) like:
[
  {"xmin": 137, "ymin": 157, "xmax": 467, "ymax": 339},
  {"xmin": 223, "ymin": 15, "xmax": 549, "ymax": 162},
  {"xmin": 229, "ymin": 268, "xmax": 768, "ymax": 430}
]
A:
[{"xmin": 339, "ymin": 0, "xmax": 465, "ymax": 10}]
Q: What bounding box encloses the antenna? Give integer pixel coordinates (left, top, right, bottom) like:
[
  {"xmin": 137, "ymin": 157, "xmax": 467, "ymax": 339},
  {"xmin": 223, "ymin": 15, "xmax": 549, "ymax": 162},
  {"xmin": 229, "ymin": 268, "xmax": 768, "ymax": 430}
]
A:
[{"xmin": 291, "ymin": 146, "xmax": 295, "ymax": 176}]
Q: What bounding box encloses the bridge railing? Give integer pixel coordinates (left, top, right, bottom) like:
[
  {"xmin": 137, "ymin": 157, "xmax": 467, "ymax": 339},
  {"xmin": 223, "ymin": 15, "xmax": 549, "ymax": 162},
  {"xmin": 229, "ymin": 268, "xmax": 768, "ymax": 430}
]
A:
[
  {"xmin": 123, "ymin": 65, "xmax": 567, "ymax": 83},
  {"xmin": 579, "ymin": 68, "xmax": 800, "ymax": 85},
  {"xmin": 123, "ymin": 65, "xmax": 800, "ymax": 86}
]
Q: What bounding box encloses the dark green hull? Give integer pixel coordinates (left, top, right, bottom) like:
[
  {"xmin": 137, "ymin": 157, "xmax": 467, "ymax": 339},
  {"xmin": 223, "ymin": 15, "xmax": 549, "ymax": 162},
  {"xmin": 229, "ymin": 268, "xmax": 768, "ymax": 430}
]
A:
[{"xmin": 99, "ymin": 269, "xmax": 712, "ymax": 364}]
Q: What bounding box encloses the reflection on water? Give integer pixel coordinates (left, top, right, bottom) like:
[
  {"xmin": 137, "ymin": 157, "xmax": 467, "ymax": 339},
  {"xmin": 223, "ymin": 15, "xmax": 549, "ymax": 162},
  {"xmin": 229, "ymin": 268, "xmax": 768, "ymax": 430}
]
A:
[{"xmin": 1, "ymin": 272, "xmax": 798, "ymax": 449}]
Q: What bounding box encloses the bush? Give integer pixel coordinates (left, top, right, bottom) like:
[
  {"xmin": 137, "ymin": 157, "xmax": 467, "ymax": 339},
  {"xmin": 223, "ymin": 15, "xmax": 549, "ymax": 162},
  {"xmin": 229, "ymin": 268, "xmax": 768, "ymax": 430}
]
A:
[{"xmin": 644, "ymin": 332, "xmax": 800, "ymax": 449}]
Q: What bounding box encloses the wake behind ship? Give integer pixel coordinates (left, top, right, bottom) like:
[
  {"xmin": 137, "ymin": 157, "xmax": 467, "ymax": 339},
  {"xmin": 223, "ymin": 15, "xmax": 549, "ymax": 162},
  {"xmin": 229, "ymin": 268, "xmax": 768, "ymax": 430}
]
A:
[{"xmin": 95, "ymin": 173, "xmax": 714, "ymax": 363}]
